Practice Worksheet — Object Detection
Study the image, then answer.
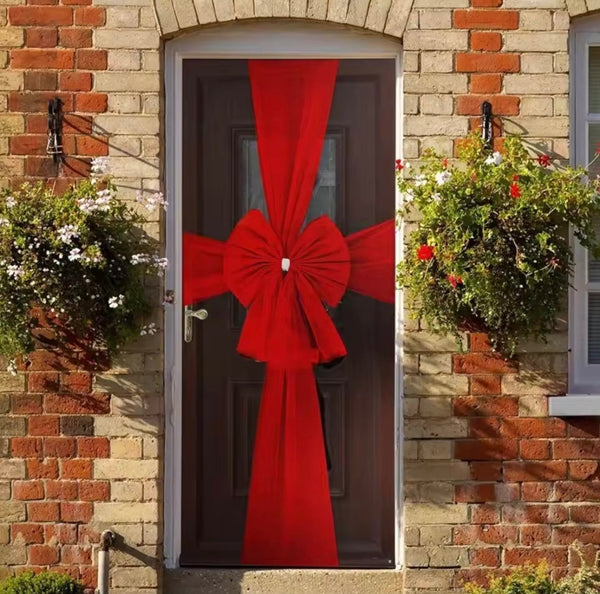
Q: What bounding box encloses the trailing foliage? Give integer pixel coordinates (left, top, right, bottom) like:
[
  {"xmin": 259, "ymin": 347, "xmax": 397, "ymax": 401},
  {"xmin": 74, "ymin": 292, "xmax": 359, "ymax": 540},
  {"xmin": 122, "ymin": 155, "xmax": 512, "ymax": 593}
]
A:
[
  {"xmin": 0, "ymin": 571, "xmax": 84, "ymax": 594},
  {"xmin": 0, "ymin": 158, "xmax": 165, "ymax": 368},
  {"xmin": 396, "ymin": 133, "xmax": 600, "ymax": 356}
]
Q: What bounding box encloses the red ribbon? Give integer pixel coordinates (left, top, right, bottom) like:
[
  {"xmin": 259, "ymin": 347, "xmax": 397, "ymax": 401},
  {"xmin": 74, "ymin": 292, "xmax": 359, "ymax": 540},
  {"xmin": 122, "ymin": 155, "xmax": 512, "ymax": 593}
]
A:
[{"xmin": 183, "ymin": 59, "xmax": 394, "ymax": 566}]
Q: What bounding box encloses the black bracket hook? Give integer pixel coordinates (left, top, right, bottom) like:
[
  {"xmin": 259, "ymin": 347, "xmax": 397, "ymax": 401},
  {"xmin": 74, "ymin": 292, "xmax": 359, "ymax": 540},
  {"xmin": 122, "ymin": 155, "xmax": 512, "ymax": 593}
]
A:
[
  {"xmin": 47, "ymin": 97, "xmax": 63, "ymax": 164},
  {"xmin": 481, "ymin": 101, "xmax": 493, "ymax": 150}
]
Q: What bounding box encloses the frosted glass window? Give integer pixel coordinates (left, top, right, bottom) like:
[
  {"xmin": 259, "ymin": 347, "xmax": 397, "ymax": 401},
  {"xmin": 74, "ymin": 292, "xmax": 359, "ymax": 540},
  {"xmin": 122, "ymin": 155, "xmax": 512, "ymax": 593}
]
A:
[
  {"xmin": 588, "ymin": 293, "xmax": 600, "ymax": 364},
  {"xmin": 589, "ymin": 47, "xmax": 600, "ymax": 114},
  {"xmin": 588, "ymin": 216, "xmax": 600, "ymax": 282}
]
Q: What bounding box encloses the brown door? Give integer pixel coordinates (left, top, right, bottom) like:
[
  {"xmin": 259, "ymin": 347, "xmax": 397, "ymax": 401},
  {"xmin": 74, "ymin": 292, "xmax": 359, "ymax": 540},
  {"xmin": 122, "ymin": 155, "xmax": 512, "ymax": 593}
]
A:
[{"xmin": 181, "ymin": 59, "xmax": 395, "ymax": 568}]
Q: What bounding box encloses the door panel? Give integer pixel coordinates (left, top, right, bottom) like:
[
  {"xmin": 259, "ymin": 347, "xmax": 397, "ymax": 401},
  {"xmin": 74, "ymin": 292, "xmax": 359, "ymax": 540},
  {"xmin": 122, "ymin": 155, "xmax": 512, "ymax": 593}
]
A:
[{"xmin": 181, "ymin": 59, "xmax": 395, "ymax": 567}]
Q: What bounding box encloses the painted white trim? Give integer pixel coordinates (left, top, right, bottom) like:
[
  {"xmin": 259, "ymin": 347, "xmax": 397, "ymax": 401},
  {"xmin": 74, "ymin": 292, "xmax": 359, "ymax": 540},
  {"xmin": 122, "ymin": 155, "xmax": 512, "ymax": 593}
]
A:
[
  {"xmin": 549, "ymin": 395, "xmax": 600, "ymax": 416},
  {"xmin": 569, "ymin": 24, "xmax": 600, "ymax": 396},
  {"xmin": 164, "ymin": 21, "xmax": 403, "ymax": 569}
]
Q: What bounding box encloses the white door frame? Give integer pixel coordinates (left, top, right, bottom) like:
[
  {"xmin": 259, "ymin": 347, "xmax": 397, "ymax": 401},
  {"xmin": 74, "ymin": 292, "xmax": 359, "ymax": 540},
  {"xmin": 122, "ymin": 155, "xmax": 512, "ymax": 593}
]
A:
[{"xmin": 163, "ymin": 20, "xmax": 404, "ymax": 569}]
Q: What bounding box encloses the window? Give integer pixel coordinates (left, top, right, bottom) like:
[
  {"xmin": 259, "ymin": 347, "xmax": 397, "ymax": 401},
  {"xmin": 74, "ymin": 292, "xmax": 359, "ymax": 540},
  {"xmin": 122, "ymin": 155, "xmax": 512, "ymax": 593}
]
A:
[{"xmin": 570, "ymin": 27, "xmax": 600, "ymax": 394}]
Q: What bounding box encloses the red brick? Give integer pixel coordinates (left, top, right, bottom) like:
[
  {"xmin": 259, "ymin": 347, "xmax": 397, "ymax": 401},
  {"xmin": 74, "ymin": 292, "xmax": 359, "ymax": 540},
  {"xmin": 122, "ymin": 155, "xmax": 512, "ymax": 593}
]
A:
[
  {"xmin": 61, "ymin": 545, "xmax": 92, "ymax": 565},
  {"xmin": 521, "ymin": 525, "xmax": 551, "ymax": 546},
  {"xmin": 10, "ymin": 135, "xmax": 47, "ymax": 156},
  {"xmin": 76, "ymin": 93, "xmax": 107, "ymax": 113},
  {"xmin": 62, "ymin": 156, "xmax": 91, "ymax": 177},
  {"xmin": 27, "ymin": 458, "xmax": 58, "ymax": 479},
  {"xmin": 63, "ymin": 114, "xmax": 93, "ymax": 134},
  {"xmin": 43, "ymin": 437, "xmax": 76, "ymax": 458},
  {"xmin": 27, "ymin": 350, "xmax": 79, "ymax": 372},
  {"xmin": 456, "ymin": 53, "xmax": 520, "ymax": 73},
  {"xmin": 77, "ymin": 437, "xmax": 109, "ymax": 458},
  {"xmin": 455, "ymin": 438, "xmax": 518, "ymax": 460},
  {"xmin": 61, "ymin": 372, "xmax": 92, "ymax": 394},
  {"xmin": 503, "ymin": 503, "xmax": 568, "ymax": 524},
  {"xmin": 76, "ymin": 135, "xmax": 108, "ymax": 156},
  {"xmin": 471, "ymin": 504, "xmax": 500, "ymax": 524},
  {"xmin": 471, "ymin": 31, "xmax": 502, "ymax": 51},
  {"xmin": 59, "ymin": 71, "xmax": 92, "ymax": 92},
  {"xmin": 470, "ymin": 375, "xmax": 501, "ymax": 395},
  {"xmin": 470, "ymin": 461, "xmax": 502, "ymax": 481},
  {"xmin": 456, "ymin": 94, "xmax": 520, "ymax": 116},
  {"xmin": 12, "ymin": 394, "xmax": 43, "ymax": 414},
  {"xmin": 80, "ymin": 566, "xmax": 97, "ymax": 590},
  {"xmin": 28, "ymin": 501, "xmax": 59, "ymax": 522},
  {"xmin": 61, "ymin": 458, "xmax": 91, "ymax": 479},
  {"xmin": 12, "ymin": 49, "xmax": 74, "ymax": 69},
  {"xmin": 568, "ymin": 460, "xmax": 599, "ymax": 480},
  {"xmin": 29, "ymin": 373, "xmax": 60, "ymax": 393},
  {"xmin": 29, "ymin": 544, "xmax": 59, "ymax": 565},
  {"xmin": 472, "ymin": 0, "xmax": 503, "ymax": 6},
  {"xmin": 76, "ymin": 49, "xmax": 107, "ymax": 70},
  {"xmin": 455, "ymin": 483, "xmax": 497, "ymax": 502},
  {"xmin": 454, "ymin": 352, "xmax": 516, "ymax": 374},
  {"xmin": 504, "ymin": 547, "xmax": 567, "ymax": 567},
  {"xmin": 28, "ymin": 415, "xmax": 59, "ymax": 436},
  {"xmin": 9, "ymin": 6, "xmax": 73, "ymax": 25},
  {"xmin": 470, "ymin": 548, "xmax": 500, "ymax": 567},
  {"xmin": 520, "ymin": 439, "xmax": 551, "ymax": 460},
  {"xmin": 567, "ymin": 419, "xmax": 600, "ymax": 438},
  {"xmin": 453, "ymin": 9, "xmax": 519, "ymax": 29},
  {"xmin": 24, "ymin": 71, "xmax": 58, "ymax": 91},
  {"xmin": 44, "ymin": 523, "xmax": 78, "ymax": 544},
  {"xmin": 13, "ymin": 480, "xmax": 44, "ymax": 500},
  {"xmin": 74, "ymin": 7, "xmax": 105, "ymax": 26},
  {"xmin": 79, "ymin": 480, "xmax": 109, "ymax": 501},
  {"xmin": 470, "ymin": 73, "xmax": 503, "ymax": 94},
  {"xmin": 522, "ymin": 481, "xmax": 552, "ymax": 502},
  {"xmin": 60, "ymin": 501, "xmax": 92, "ymax": 523},
  {"xmin": 44, "ymin": 392, "xmax": 109, "ymax": 414},
  {"xmin": 59, "ymin": 28, "xmax": 92, "ymax": 48},
  {"xmin": 45, "ymin": 480, "xmax": 78, "ymax": 500},
  {"xmin": 25, "ymin": 27, "xmax": 58, "ymax": 48},
  {"xmin": 26, "ymin": 157, "xmax": 59, "ymax": 178},
  {"xmin": 503, "ymin": 460, "xmax": 567, "ymax": 482},
  {"xmin": 11, "ymin": 523, "xmax": 44, "ymax": 544},
  {"xmin": 553, "ymin": 525, "xmax": 600, "ymax": 545},
  {"xmin": 10, "ymin": 91, "xmax": 74, "ymax": 113},
  {"xmin": 454, "ymin": 396, "xmax": 518, "ymax": 417},
  {"xmin": 454, "ymin": 525, "xmax": 518, "ymax": 545},
  {"xmin": 63, "ymin": 0, "xmax": 92, "ymax": 4},
  {"xmin": 469, "ymin": 417, "xmax": 501, "ymax": 438},
  {"xmin": 502, "ymin": 418, "xmax": 566, "ymax": 438},
  {"xmin": 11, "ymin": 437, "xmax": 43, "ymax": 458},
  {"xmin": 78, "ymin": 525, "xmax": 100, "ymax": 545},
  {"xmin": 570, "ymin": 505, "xmax": 600, "ymax": 523},
  {"xmin": 469, "ymin": 333, "xmax": 493, "ymax": 352}
]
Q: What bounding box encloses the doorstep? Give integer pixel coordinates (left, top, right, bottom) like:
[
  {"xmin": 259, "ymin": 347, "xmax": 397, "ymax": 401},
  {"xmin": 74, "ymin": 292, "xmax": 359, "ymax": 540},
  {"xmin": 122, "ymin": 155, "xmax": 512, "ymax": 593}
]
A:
[{"xmin": 164, "ymin": 568, "xmax": 404, "ymax": 594}]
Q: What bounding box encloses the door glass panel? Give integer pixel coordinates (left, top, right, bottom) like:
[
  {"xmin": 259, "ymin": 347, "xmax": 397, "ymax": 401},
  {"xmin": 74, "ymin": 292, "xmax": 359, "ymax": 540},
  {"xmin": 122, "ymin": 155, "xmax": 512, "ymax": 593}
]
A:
[
  {"xmin": 589, "ymin": 47, "xmax": 600, "ymax": 114},
  {"xmin": 588, "ymin": 293, "xmax": 600, "ymax": 364},
  {"xmin": 239, "ymin": 134, "xmax": 338, "ymax": 226}
]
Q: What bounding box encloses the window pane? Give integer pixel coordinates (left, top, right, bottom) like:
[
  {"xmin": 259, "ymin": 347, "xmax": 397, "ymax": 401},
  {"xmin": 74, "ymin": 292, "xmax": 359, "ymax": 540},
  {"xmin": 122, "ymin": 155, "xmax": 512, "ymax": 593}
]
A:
[
  {"xmin": 588, "ymin": 293, "xmax": 600, "ymax": 364},
  {"xmin": 588, "ymin": 215, "xmax": 600, "ymax": 282},
  {"xmin": 590, "ymin": 46, "xmax": 600, "ymax": 114}
]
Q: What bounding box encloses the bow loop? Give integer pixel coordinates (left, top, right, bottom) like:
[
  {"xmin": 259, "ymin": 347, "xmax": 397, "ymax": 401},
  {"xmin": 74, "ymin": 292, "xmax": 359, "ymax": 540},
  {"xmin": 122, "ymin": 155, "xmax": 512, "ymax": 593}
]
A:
[{"xmin": 223, "ymin": 209, "xmax": 350, "ymax": 366}]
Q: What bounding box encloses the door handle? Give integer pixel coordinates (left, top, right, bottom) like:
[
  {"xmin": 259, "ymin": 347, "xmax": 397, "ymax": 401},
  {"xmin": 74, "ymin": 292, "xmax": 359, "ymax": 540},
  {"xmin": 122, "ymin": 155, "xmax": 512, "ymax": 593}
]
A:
[{"xmin": 184, "ymin": 305, "xmax": 208, "ymax": 343}]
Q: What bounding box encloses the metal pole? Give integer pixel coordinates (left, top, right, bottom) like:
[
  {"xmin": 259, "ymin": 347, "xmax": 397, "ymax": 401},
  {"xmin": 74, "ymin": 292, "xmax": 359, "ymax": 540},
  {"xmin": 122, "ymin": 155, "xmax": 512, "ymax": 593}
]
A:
[{"xmin": 96, "ymin": 530, "xmax": 115, "ymax": 594}]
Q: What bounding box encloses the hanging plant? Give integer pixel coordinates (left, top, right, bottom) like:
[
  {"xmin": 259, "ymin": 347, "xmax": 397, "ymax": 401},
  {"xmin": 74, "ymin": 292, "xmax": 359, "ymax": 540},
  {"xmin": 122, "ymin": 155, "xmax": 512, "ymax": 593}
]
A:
[
  {"xmin": 396, "ymin": 133, "xmax": 600, "ymax": 356},
  {"xmin": 0, "ymin": 157, "xmax": 165, "ymax": 371}
]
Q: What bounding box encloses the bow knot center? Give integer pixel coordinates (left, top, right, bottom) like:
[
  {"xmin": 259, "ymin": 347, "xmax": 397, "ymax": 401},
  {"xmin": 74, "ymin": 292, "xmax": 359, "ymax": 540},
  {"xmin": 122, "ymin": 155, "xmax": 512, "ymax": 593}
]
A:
[{"xmin": 281, "ymin": 257, "xmax": 291, "ymax": 272}]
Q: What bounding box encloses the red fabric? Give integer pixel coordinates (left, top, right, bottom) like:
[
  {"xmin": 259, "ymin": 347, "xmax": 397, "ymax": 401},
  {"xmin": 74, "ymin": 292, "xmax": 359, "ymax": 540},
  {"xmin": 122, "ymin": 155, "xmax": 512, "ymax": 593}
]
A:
[{"xmin": 182, "ymin": 59, "xmax": 395, "ymax": 567}]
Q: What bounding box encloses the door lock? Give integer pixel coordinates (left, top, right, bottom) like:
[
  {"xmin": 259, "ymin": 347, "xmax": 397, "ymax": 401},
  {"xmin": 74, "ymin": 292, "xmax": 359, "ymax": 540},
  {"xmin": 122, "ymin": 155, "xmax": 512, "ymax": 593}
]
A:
[{"xmin": 184, "ymin": 305, "xmax": 208, "ymax": 343}]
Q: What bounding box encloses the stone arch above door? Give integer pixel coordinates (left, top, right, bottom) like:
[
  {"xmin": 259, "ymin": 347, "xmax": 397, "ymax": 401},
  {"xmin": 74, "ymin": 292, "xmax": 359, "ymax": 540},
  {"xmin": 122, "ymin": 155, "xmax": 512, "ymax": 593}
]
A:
[
  {"xmin": 153, "ymin": 0, "xmax": 414, "ymax": 39},
  {"xmin": 568, "ymin": 0, "xmax": 600, "ymax": 16}
]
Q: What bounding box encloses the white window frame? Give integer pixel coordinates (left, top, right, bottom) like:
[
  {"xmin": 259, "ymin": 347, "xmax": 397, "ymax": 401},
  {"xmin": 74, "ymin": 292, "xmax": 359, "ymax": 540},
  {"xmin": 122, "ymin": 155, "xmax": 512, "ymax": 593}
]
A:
[
  {"xmin": 550, "ymin": 21, "xmax": 600, "ymax": 415},
  {"xmin": 163, "ymin": 21, "xmax": 405, "ymax": 569}
]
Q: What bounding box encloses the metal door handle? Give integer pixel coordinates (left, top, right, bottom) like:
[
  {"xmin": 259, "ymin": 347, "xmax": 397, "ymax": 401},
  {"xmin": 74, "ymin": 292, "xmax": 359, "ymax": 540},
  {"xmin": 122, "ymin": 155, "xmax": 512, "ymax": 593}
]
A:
[{"xmin": 184, "ymin": 306, "xmax": 208, "ymax": 343}]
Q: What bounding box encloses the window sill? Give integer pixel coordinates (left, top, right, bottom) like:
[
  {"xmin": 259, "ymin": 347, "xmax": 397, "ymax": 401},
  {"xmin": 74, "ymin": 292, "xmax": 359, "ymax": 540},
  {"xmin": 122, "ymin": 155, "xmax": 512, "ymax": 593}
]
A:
[{"xmin": 549, "ymin": 394, "xmax": 600, "ymax": 416}]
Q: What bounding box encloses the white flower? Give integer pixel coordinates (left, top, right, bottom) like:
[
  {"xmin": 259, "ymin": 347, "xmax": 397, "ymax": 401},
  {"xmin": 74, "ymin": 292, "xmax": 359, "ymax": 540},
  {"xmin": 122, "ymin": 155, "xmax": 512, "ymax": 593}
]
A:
[
  {"xmin": 68, "ymin": 248, "xmax": 82, "ymax": 261},
  {"xmin": 6, "ymin": 359, "xmax": 17, "ymax": 376},
  {"xmin": 131, "ymin": 253, "xmax": 152, "ymax": 265},
  {"xmin": 77, "ymin": 189, "xmax": 112, "ymax": 214},
  {"xmin": 90, "ymin": 157, "xmax": 109, "ymax": 175},
  {"xmin": 402, "ymin": 189, "xmax": 415, "ymax": 204},
  {"xmin": 414, "ymin": 174, "xmax": 427, "ymax": 187},
  {"xmin": 404, "ymin": 162, "xmax": 411, "ymax": 170},
  {"xmin": 108, "ymin": 294, "xmax": 124, "ymax": 309},
  {"xmin": 485, "ymin": 151, "xmax": 503, "ymax": 166},
  {"xmin": 153, "ymin": 256, "xmax": 168, "ymax": 270},
  {"xmin": 0, "ymin": 218, "xmax": 9, "ymax": 227},
  {"xmin": 58, "ymin": 224, "xmax": 79, "ymax": 244},
  {"xmin": 5, "ymin": 196, "xmax": 15, "ymax": 208},
  {"xmin": 140, "ymin": 322, "xmax": 157, "ymax": 336},
  {"xmin": 432, "ymin": 193, "xmax": 441, "ymax": 203},
  {"xmin": 435, "ymin": 171, "xmax": 452, "ymax": 186},
  {"xmin": 137, "ymin": 191, "xmax": 168, "ymax": 212},
  {"xmin": 6, "ymin": 264, "xmax": 24, "ymax": 278}
]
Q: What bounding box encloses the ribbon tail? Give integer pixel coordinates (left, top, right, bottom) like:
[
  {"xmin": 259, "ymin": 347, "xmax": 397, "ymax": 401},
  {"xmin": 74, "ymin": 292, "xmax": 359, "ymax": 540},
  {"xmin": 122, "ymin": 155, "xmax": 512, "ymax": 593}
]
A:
[{"xmin": 242, "ymin": 365, "xmax": 338, "ymax": 567}]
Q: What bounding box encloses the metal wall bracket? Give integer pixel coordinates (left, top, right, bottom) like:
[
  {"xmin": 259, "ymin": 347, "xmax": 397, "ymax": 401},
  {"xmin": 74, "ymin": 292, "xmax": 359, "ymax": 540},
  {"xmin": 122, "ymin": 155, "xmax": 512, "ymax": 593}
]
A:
[
  {"xmin": 481, "ymin": 101, "xmax": 493, "ymax": 149},
  {"xmin": 46, "ymin": 97, "xmax": 63, "ymax": 164}
]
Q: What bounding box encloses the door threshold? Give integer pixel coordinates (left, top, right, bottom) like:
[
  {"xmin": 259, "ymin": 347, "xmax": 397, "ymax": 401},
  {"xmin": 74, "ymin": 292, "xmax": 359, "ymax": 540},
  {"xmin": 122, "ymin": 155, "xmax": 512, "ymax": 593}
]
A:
[{"xmin": 165, "ymin": 567, "xmax": 404, "ymax": 594}]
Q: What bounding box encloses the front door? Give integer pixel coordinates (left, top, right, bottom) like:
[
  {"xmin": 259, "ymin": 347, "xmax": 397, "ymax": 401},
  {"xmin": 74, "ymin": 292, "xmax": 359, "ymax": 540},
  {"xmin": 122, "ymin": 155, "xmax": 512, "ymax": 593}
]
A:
[{"xmin": 180, "ymin": 59, "xmax": 395, "ymax": 568}]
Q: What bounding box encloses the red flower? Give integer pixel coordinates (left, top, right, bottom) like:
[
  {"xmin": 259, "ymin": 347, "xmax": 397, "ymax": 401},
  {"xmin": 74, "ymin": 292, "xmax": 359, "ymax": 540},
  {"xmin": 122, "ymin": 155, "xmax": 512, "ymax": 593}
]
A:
[
  {"xmin": 417, "ymin": 245, "xmax": 434, "ymax": 261},
  {"xmin": 537, "ymin": 154, "xmax": 550, "ymax": 167},
  {"xmin": 596, "ymin": 142, "xmax": 600, "ymax": 155},
  {"xmin": 395, "ymin": 159, "xmax": 404, "ymax": 171},
  {"xmin": 512, "ymin": 174, "xmax": 519, "ymax": 181},
  {"xmin": 510, "ymin": 182, "xmax": 521, "ymax": 198},
  {"xmin": 442, "ymin": 158, "xmax": 449, "ymax": 169},
  {"xmin": 447, "ymin": 274, "xmax": 463, "ymax": 288}
]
